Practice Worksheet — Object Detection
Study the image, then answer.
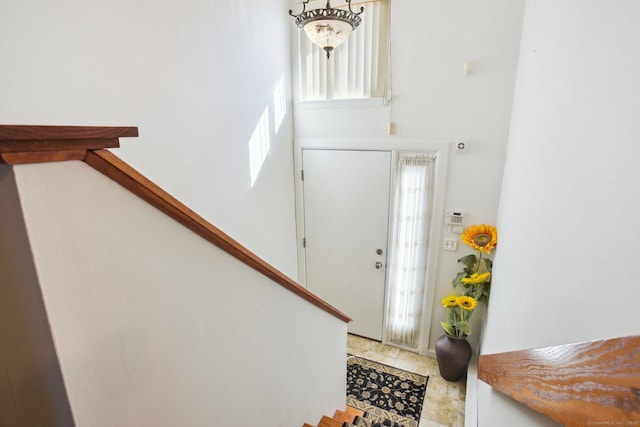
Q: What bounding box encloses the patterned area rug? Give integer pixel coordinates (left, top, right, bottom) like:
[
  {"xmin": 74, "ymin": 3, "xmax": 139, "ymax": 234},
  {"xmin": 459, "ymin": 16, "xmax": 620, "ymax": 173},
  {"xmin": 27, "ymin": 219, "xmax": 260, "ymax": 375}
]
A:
[{"xmin": 347, "ymin": 355, "xmax": 428, "ymax": 427}]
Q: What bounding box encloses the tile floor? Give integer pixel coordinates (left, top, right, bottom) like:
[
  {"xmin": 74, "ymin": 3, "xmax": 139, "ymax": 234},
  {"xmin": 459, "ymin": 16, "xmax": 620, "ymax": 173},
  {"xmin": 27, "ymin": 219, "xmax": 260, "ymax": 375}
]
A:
[{"xmin": 347, "ymin": 334, "xmax": 466, "ymax": 427}]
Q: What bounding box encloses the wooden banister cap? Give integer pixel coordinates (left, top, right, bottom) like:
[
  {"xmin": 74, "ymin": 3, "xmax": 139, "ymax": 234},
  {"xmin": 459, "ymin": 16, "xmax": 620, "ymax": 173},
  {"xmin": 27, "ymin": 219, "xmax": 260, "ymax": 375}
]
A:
[
  {"xmin": 0, "ymin": 125, "xmax": 139, "ymax": 165},
  {"xmin": 0, "ymin": 125, "xmax": 138, "ymax": 142}
]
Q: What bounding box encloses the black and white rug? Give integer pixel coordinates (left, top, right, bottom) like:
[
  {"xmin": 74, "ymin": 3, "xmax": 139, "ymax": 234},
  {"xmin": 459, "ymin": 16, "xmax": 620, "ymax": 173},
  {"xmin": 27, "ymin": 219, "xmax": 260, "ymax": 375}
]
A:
[{"xmin": 347, "ymin": 355, "xmax": 428, "ymax": 427}]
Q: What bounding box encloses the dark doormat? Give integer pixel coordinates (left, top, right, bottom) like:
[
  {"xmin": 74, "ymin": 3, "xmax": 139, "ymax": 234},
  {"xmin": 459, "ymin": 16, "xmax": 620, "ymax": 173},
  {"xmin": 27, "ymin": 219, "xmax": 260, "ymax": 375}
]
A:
[{"xmin": 347, "ymin": 355, "xmax": 428, "ymax": 427}]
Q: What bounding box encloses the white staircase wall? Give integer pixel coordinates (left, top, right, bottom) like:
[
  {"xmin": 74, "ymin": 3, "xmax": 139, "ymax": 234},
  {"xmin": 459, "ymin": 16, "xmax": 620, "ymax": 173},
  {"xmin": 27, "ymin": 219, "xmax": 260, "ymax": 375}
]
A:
[
  {"xmin": 11, "ymin": 160, "xmax": 347, "ymax": 427},
  {"xmin": 0, "ymin": 165, "xmax": 75, "ymax": 426},
  {"xmin": 0, "ymin": 0, "xmax": 298, "ymax": 279},
  {"xmin": 479, "ymin": 1, "xmax": 640, "ymax": 426}
]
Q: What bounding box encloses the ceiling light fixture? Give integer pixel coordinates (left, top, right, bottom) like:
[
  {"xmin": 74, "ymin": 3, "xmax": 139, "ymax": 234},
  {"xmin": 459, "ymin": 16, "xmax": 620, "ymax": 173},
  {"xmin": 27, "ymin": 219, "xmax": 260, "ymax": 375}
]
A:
[{"xmin": 289, "ymin": 0, "xmax": 364, "ymax": 59}]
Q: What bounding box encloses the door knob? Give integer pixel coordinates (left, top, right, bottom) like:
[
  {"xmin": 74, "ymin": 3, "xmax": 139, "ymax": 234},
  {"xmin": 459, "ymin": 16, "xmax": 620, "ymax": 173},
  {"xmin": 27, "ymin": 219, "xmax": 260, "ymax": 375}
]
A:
[{"xmin": 375, "ymin": 261, "xmax": 383, "ymax": 269}]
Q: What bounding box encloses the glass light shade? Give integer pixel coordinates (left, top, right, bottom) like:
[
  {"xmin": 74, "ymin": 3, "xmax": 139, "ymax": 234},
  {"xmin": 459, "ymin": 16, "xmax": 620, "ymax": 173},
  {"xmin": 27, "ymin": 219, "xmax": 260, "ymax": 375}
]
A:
[
  {"xmin": 290, "ymin": 0, "xmax": 363, "ymax": 58},
  {"xmin": 303, "ymin": 19, "xmax": 353, "ymax": 53}
]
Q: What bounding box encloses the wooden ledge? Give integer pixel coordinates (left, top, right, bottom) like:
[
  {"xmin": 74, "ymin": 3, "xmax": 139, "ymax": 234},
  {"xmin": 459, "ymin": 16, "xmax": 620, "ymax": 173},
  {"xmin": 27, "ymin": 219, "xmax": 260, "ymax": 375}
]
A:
[
  {"xmin": 478, "ymin": 335, "xmax": 640, "ymax": 425},
  {"xmin": 0, "ymin": 125, "xmax": 138, "ymax": 164}
]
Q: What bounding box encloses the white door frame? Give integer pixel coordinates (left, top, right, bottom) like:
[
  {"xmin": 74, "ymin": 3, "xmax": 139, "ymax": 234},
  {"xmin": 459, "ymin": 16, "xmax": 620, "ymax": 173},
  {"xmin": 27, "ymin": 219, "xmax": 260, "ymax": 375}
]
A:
[{"xmin": 293, "ymin": 139, "xmax": 450, "ymax": 355}]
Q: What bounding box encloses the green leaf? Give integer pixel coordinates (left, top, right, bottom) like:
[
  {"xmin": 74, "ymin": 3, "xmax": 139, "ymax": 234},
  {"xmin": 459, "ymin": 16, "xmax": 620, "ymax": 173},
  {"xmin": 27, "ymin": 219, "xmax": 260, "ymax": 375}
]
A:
[
  {"xmin": 452, "ymin": 271, "xmax": 467, "ymax": 289},
  {"xmin": 481, "ymin": 283, "xmax": 491, "ymax": 301},
  {"xmin": 441, "ymin": 322, "xmax": 456, "ymax": 336},
  {"xmin": 457, "ymin": 321, "xmax": 472, "ymax": 336},
  {"xmin": 457, "ymin": 254, "xmax": 477, "ymax": 270},
  {"xmin": 477, "ymin": 257, "xmax": 492, "ymax": 274}
]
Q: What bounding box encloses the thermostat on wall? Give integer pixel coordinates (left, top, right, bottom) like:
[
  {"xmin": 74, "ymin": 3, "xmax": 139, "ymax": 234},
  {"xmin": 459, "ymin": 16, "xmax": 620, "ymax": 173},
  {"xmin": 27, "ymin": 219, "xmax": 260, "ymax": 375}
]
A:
[{"xmin": 445, "ymin": 210, "xmax": 465, "ymax": 233}]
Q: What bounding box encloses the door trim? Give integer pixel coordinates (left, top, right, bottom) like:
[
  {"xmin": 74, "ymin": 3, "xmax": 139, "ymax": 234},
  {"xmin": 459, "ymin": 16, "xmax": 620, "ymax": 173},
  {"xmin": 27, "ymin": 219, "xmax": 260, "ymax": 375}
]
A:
[{"xmin": 293, "ymin": 139, "xmax": 450, "ymax": 355}]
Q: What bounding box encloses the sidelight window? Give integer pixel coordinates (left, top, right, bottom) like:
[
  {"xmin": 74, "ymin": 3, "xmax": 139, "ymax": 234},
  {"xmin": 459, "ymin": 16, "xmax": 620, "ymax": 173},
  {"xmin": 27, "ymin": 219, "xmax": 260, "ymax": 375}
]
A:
[{"xmin": 385, "ymin": 153, "xmax": 435, "ymax": 349}]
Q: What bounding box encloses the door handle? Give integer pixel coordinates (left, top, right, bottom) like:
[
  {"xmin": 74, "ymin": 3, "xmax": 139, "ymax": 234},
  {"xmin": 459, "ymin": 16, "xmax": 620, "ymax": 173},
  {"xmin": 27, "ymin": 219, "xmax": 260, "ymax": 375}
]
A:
[{"xmin": 375, "ymin": 261, "xmax": 383, "ymax": 269}]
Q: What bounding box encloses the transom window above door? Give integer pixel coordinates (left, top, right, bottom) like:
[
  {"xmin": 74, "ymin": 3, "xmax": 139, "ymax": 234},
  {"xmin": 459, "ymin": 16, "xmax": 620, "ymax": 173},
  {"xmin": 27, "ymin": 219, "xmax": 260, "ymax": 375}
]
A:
[{"xmin": 293, "ymin": 0, "xmax": 390, "ymax": 101}]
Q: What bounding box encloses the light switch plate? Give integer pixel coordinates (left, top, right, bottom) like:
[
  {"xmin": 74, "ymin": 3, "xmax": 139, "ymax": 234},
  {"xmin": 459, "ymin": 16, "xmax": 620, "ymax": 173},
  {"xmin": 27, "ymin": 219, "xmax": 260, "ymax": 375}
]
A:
[{"xmin": 443, "ymin": 238, "xmax": 457, "ymax": 251}]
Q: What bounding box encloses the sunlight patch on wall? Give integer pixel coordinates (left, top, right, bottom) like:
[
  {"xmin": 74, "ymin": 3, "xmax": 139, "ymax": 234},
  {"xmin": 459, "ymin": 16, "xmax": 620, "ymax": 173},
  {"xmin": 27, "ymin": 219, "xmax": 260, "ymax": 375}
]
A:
[
  {"xmin": 249, "ymin": 107, "xmax": 271, "ymax": 187},
  {"xmin": 273, "ymin": 73, "xmax": 287, "ymax": 134}
]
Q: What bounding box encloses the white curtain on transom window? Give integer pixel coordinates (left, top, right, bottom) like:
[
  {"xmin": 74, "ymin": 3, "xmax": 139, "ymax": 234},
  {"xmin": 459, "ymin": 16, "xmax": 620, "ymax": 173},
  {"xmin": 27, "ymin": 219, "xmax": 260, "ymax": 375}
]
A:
[
  {"xmin": 385, "ymin": 153, "xmax": 435, "ymax": 349},
  {"xmin": 297, "ymin": 0, "xmax": 390, "ymax": 100}
]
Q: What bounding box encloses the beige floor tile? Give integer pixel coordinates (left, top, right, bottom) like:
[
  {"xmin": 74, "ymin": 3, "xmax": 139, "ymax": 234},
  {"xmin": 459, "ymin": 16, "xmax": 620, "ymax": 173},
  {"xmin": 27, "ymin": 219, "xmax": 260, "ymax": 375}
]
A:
[
  {"xmin": 418, "ymin": 419, "xmax": 449, "ymax": 427},
  {"xmin": 393, "ymin": 357, "xmax": 433, "ymax": 376}
]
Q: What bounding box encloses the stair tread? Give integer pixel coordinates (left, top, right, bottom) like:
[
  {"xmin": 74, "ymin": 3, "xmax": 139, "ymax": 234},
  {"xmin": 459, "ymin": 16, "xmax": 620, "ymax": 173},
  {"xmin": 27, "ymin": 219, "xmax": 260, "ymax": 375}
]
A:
[
  {"xmin": 345, "ymin": 406, "xmax": 365, "ymax": 418},
  {"xmin": 305, "ymin": 406, "xmax": 366, "ymax": 427},
  {"xmin": 318, "ymin": 415, "xmax": 347, "ymax": 427},
  {"xmin": 333, "ymin": 409, "xmax": 353, "ymax": 423}
]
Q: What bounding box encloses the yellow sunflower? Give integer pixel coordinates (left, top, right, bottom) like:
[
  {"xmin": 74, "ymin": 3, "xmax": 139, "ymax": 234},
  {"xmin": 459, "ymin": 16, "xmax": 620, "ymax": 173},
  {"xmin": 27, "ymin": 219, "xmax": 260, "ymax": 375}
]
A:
[
  {"xmin": 460, "ymin": 272, "xmax": 491, "ymax": 285},
  {"xmin": 456, "ymin": 295, "xmax": 477, "ymax": 311},
  {"xmin": 461, "ymin": 224, "xmax": 498, "ymax": 253},
  {"xmin": 441, "ymin": 295, "xmax": 459, "ymax": 308}
]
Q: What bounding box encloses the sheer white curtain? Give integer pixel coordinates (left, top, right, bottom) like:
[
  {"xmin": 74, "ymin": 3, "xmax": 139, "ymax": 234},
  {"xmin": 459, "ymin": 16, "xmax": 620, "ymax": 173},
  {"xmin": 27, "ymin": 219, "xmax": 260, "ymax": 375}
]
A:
[
  {"xmin": 385, "ymin": 153, "xmax": 435, "ymax": 349},
  {"xmin": 297, "ymin": 0, "xmax": 390, "ymax": 100}
]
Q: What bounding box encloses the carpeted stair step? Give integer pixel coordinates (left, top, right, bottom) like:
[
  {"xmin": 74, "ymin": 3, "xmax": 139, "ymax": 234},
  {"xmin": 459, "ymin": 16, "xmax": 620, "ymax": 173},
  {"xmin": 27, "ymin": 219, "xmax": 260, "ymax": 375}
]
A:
[
  {"xmin": 351, "ymin": 416, "xmax": 401, "ymax": 427},
  {"xmin": 347, "ymin": 409, "xmax": 404, "ymax": 427}
]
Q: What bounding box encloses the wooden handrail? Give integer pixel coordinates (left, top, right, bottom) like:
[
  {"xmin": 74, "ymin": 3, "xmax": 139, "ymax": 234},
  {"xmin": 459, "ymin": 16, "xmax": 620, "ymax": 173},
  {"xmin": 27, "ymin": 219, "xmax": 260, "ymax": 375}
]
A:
[
  {"xmin": 0, "ymin": 125, "xmax": 139, "ymax": 141},
  {"xmin": 478, "ymin": 335, "xmax": 640, "ymax": 426},
  {"xmin": 85, "ymin": 149, "xmax": 351, "ymax": 322},
  {"xmin": 0, "ymin": 125, "xmax": 351, "ymax": 323}
]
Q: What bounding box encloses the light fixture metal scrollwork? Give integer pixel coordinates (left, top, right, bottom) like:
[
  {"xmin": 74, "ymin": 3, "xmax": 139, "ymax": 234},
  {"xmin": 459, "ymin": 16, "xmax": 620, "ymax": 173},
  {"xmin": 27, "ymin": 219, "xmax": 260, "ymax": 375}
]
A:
[{"xmin": 289, "ymin": 0, "xmax": 364, "ymax": 59}]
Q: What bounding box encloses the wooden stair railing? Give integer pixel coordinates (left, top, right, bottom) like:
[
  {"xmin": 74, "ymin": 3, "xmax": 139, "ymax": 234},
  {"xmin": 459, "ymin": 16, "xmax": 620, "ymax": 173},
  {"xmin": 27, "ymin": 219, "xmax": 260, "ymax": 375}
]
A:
[
  {"xmin": 478, "ymin": 335, "xmax": 640, "ymax": 426},
  {"xmin": 0, "ymin": 125, "xmax": 351, "ymax": 324}
]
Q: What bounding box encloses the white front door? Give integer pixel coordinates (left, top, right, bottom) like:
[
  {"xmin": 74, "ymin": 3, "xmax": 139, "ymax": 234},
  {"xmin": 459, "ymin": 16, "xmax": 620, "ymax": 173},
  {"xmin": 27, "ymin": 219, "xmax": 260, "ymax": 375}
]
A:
[{"xmin": 302, "ymin": 149, "xmax": 391, "ymax": 340}]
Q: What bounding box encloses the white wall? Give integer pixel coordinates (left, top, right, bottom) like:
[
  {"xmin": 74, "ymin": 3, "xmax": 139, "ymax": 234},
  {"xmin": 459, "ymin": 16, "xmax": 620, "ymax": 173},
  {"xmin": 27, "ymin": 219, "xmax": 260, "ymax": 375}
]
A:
[
  {"xmin": 480, "ymin": 1, "xmax": 640, "ymax": 425},
  {"xmin": 13, "ymin": 161, "xmax": 347, "ymax": 426},
  {"xmin": 0, "ymin": 166, "xmax": 74, "ymax": 426},
  {"xmin": 0, "ymin": 0, "xmax": 298, "ymax": 278},
  {"xmin": 291, "ymin": 0, "xmax": 525, "ymax": 353}
]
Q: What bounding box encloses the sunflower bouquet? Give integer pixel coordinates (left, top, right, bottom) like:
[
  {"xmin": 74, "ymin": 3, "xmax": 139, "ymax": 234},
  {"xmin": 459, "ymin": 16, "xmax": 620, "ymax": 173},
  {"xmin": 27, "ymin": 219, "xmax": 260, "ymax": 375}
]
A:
[
  {"xmin": 452, "ymin": 224, "xmax": 497, "ymax": 304},
  {"xmin": 440, "ymin": 294, "xmax": 477, "ymax": 338},
  {"xmin": 440, "ymin": 224, "xmax": 498, "ymax": 338}
]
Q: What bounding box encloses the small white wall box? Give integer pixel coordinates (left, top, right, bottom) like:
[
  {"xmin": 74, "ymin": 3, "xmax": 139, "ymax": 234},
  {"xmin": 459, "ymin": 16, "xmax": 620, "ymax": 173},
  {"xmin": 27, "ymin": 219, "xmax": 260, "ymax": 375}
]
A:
[
  {"xmin": 443, "ymin": 238, "xmax": 458, "ymax": 251},
  {"xmin": 445, "ymin": 210, "xmax": 465, "ymax": 233}
]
